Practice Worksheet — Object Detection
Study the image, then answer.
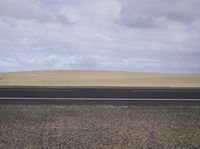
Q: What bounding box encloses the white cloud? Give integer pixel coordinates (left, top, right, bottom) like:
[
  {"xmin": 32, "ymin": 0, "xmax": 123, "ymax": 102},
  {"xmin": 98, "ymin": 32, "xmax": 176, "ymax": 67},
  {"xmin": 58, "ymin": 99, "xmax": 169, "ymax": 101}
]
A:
[{"xmin": 0, "ymin": 0, "xmax": 199, "ymax": 73}]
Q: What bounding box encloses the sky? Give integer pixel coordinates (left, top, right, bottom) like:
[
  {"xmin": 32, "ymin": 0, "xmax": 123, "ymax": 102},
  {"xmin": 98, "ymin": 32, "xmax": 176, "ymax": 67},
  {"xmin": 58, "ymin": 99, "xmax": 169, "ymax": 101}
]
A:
[{"xmin": 0, "ymin": 0, "xmax": 200, "ymax": 73}]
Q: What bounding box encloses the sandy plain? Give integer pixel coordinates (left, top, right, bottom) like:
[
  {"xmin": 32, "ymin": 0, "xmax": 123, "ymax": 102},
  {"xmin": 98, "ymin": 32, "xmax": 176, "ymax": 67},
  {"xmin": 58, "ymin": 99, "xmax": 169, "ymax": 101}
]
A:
[{"xmin": 0, "ymin": 70, "xmax": 200, "ymax": 87}]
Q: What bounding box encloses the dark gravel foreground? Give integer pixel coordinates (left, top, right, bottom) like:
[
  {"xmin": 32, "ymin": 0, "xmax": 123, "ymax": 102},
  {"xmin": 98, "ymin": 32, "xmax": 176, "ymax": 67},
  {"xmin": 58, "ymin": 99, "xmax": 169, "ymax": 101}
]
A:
[{"xmin": 0, "ymin": 105, "xmax": 200, "ymax": 149}]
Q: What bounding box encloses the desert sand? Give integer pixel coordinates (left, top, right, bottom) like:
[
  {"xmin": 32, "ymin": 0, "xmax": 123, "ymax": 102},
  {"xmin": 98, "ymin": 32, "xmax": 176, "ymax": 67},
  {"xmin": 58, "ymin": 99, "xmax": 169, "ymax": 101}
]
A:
[{"xmin": 0, "ymin": 70, "xmax": 200, "ymax": 87}]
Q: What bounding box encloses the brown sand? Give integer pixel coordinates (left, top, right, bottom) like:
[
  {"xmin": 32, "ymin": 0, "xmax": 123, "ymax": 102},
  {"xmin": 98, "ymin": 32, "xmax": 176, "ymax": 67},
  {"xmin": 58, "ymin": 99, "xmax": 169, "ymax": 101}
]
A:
[{"xmin": 0, "ymin": 70, "xmax": 200, "ymax": 87}]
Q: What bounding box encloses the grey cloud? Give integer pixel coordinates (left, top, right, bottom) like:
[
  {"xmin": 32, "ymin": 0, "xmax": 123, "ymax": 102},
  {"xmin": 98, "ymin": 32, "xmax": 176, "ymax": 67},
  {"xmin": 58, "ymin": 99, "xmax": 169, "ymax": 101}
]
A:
[
  {"xmin": 118, "ymin": 0, "xmax": 200, "ymax": 28},
  {"xmin": 0, "ymin": 0, "xmax": 73, "ymax": 25}
]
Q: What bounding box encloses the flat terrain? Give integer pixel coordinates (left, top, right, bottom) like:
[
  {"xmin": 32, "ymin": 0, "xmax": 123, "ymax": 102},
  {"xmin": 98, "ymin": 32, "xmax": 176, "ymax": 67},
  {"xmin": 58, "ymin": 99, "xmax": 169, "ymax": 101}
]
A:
[
  {"xmin": 0, "ymin": 70, "xmax": 200, "ymax": 87},
  {"xmin": 0, "ymin": 105, "xmax": 200, "ymax": 149},
  {"xmin": 1, "ymin": 70, "xmax": 199, "ymax": 148}
]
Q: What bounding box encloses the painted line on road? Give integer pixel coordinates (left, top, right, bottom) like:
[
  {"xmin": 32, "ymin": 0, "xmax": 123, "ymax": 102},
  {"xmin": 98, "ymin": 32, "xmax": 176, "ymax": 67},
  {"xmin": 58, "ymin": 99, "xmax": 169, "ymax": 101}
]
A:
[{"xmin": 0, "ymin": 97, "xmax": 200, "ymax": 101}]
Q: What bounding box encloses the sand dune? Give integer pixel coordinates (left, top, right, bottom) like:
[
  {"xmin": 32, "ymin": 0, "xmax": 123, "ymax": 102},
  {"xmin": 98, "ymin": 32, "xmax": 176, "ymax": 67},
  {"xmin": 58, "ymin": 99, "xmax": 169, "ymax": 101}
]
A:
[{"xmin": 0, "ymin": 70, "xmax": 200, "ymax": 87}]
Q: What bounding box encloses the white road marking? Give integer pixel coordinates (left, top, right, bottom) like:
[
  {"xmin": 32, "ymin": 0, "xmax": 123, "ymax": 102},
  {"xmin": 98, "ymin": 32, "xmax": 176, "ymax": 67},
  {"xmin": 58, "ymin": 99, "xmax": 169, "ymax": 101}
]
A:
[{"xmin": 0, "ymin": 97, "xmax": 199, "ymax": 101}]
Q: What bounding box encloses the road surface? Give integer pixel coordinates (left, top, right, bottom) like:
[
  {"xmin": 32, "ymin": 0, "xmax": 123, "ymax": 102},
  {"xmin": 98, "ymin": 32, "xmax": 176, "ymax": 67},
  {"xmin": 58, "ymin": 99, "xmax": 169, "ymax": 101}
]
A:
[{"xmin": 0, "ymin": 86, "xmax": 200, "ymax": 105}]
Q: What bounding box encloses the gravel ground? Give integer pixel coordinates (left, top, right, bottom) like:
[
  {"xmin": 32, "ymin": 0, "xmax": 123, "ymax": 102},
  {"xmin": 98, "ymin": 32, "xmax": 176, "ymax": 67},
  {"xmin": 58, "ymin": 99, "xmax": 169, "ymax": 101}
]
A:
[{"xmin": 0, "ymin": 105, "xmax": 200, "ymax": 149}]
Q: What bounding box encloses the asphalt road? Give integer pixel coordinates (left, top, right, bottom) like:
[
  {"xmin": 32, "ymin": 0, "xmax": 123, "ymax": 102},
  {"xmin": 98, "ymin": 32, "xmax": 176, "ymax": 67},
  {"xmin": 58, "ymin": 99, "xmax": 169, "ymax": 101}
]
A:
[
  {"xmin": 0, "ymin": 98, "xmax": 200, "ymax": 105},
  {"xmin": 0, "ymin": 86, "xmax": 200, "ymax": 98},
  {"xmin": 0, "ymin": 86, "xmax": 200, "ymax": 105}
]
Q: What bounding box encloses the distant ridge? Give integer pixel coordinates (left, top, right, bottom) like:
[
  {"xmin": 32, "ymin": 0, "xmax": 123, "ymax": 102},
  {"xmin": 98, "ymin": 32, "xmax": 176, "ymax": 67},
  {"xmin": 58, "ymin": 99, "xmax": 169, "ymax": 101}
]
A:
[{"xmin": 0, "ymin": 70, "xmax": 200, "ymax": 87}]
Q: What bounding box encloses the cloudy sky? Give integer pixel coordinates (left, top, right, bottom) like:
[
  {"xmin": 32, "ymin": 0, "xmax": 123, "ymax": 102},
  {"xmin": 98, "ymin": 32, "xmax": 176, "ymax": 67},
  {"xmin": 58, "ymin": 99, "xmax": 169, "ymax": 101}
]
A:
[{"xmin": 0, "ymin": 0, "xmax": 200, "ymax": 73}]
